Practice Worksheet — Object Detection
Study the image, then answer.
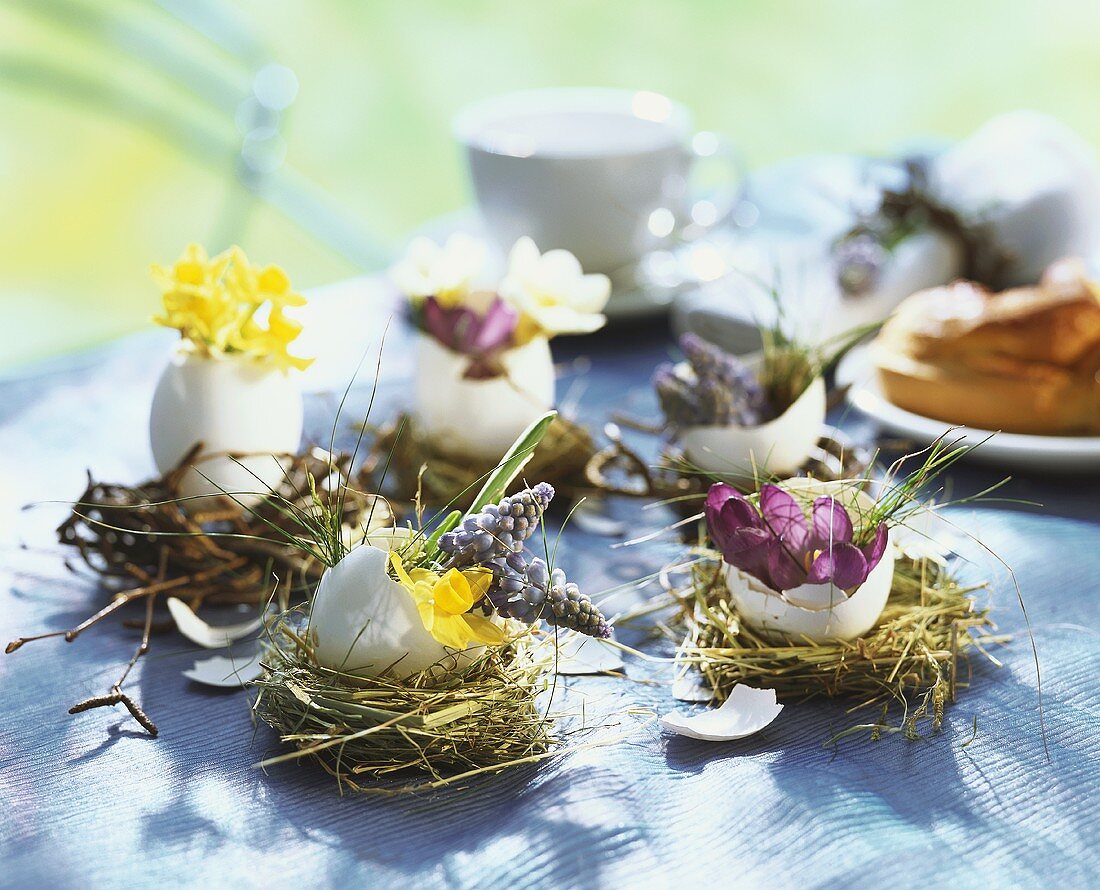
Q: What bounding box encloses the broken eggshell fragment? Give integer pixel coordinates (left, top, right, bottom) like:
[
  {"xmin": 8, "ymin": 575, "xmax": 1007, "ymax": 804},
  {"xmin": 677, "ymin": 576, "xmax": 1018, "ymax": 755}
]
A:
[{"xmin": 660, "ymin": 684, "xmax": 783, "ymax": 741}]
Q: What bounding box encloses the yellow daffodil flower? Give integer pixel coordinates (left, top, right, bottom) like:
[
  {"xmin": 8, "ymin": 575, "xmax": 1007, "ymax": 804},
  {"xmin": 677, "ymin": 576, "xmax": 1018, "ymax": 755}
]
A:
[
  {"xmin": 390, "ymin": 553, "xmax": 505, "ymax": 650},
  {"xmin": 152, "ymin": 243, "xmax": 313, "ymax": 372}
]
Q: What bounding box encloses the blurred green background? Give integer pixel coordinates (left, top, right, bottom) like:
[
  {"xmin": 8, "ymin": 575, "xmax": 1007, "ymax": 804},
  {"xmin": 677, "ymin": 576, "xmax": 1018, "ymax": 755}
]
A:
[{"xmin": 4, "ymin": 0, "xmax": 1100, "ymax": 368}]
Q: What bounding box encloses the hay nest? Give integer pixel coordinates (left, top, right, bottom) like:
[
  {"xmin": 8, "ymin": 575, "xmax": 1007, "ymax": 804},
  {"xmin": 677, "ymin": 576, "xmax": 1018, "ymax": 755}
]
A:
[
  {"xmin": 368, "ymin": 413, "xmax": 597, "ymax": 511},
  {"xmin": 253, "ymin": 611, "xmax": 556, "ymax": 793},
  {"xmin": 58, "ymin": 445, "xmax": 391, "ymax": 609},
  {"xmin": 675, "ymin": 556, "xmax": 1002, "ymax": 739}
]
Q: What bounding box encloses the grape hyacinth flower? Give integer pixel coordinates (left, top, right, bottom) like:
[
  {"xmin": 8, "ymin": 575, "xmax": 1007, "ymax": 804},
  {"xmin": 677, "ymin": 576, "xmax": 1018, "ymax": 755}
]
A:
[
  {"xmin": 705, "ymin": 482, "xmax": 888, "ymax": 593},
  {"xmin": 438, "ymin": 483, "xmax": 555, "ymax": 566},
  {"xmin": 486, "ymin": 552, "xmax": 610, "ymax": 638},
  {"xmin": 421, "ymin": 295, "xmax": 518, "ymax": 378},
  {"xmin": 654, "ymin": 333, "xmax": 771, "ymax": 429}
]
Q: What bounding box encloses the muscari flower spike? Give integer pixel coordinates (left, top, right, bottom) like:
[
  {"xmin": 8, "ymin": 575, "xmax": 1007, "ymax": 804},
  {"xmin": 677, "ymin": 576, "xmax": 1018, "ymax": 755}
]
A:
[
  {"xmin": 705, "ymin": 482, "xmax": 889, "ymax": 593},
  {"xmin": 654, "ymin": 333, "xmax": 771, "ymax": 428},
  {"xmin": 438, "ymin": 483, "xmax": 611, "ymax": 638}
]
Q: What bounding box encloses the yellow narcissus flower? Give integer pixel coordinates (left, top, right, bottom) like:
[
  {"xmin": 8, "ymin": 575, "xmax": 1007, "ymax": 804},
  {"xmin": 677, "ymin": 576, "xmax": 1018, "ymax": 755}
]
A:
[
  {"xmin": 500, "ymin": 237, "xmax": 611, "ymax": 340},
  {"xmin": 390, "ymin": 233, "xmax": 488, "ymax": 308},
  {"xmin": 390, "ymin": 553, "xmax": 505, "ymax": 650},
  {"xmin": 152, "ymin": 243, "xmax": 312, "ymax": 372}
]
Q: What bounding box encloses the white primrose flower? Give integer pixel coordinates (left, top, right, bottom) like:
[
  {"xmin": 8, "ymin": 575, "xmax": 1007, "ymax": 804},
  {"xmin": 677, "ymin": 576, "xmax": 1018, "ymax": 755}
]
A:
[
  {"xmin": 500, "ymin": 237, "xmax": 611, "ymax": 337},
  {"xmin": 391, "ymin": 233, "xmax": 488, "ymax": 307}
]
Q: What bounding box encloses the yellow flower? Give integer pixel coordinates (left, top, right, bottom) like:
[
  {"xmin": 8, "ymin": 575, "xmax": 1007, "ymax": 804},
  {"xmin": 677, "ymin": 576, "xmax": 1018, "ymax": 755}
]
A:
[
  {"xmin": 152, "ymin": 243, "xmax": 313, "ymax": 372},
  {"xmin": 390, "ymin": 553, "xmax": 505, "ymax": 650}
]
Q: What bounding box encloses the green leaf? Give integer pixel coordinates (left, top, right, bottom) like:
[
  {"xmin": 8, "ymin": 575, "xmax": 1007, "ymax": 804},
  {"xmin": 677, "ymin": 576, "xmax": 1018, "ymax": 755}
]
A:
[{"xmin": 433, "ymin": 410, "xmax": 557, "ymax": 543}]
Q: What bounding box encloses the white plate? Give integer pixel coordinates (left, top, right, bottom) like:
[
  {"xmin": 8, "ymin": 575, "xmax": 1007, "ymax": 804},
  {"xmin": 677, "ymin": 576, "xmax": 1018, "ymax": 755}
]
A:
[{"xmin": 838, "ymin": 346, "xmax": 1100, "ymax": 473}]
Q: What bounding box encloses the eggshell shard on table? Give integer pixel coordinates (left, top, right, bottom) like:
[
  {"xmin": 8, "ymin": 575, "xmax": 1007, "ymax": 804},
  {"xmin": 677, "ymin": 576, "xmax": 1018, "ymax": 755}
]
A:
[
  {"xmin": 681, "ymin": 374, "xmax": 827, "ymax": 477},
  {"xmin": 660, "ymin": 684, "xmax": 783, "ymax": 741},
  {"xmin": 553, "ymin": 631, "xmax": 624, "ymax": 675},
  {"xmin": 166, "ymin": 597, "xmax": 264, "ymax": 649},
  {"xmin": 183, "ymin": 651, "xmax": 264, "ymax": 688},
  {"xmin": 414, "ymin": 332, "xmax": 555, "ymax": 463}
]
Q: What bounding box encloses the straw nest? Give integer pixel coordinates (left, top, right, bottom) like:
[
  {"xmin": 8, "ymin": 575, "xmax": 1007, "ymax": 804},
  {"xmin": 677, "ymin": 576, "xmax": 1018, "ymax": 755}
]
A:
[
  {"xmin": 675, "ymin": 556, "xmax": 1002, "ymax": 739},
  {"xmin": 368, "ymin": 413, "xmax": 596, "ymax": 510},
  {"xmin": 252, "ymin": 611, "xmax": 558, "ymax": 793},
  {"xmin": 57, "ymin": 445, "xmax": 391, "ymax": 609}
]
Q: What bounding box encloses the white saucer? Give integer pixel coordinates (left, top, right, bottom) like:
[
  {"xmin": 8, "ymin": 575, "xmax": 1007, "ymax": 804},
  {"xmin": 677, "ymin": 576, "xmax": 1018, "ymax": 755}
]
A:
[{"xmin": 838, "ymin": 346, "xmax": 1100, "ymax": 473}]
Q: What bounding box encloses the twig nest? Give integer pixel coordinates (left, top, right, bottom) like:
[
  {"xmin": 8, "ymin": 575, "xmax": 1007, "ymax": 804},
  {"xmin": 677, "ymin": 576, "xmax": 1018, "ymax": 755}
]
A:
[
  {"xmin": 680, "ymin": 375, "xmax": 826, "ymax": 477},
  {"xmin": 722, "ymin": 478, "xmax": 895, "ymax": 642},
  {"xmin": 414, "ymin": 333, "xmax": 555, "ymax": 462},
  {"xmin": 150, "ymin": 350, "xmax": 303, "ymax": 501},
  {"xmin": 310, "ymin": 537, "xmax": 478, "ymax": 680}
]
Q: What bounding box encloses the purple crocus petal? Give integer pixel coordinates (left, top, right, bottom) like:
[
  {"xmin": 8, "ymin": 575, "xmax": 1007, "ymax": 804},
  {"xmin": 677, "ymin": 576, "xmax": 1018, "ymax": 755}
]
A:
[
  {"xmin": 810, "ymin": 496, "xmax": 854, "ymax": 549},
  {"xmin": 860, "ymin": 523, "xmax": 889, "ymax": 572},
  {"xmin": 705, "ymin": 482, "xmax": 741, "ymax": 514},
  {"xmin": 422, "ymin": 297, "xmax": 460, "ymax": 350},
  {"xmin": 705, "ymin": 485, "xmax": 763, "ymax": 555},
  {"xmin": 806, "ymin": 542, "xmax": 869, "ymax": 589},
  {"xmin": 468, "ymin": 297, "xmax": 518, "ymax": 353},
  {"xmin": 765, "ymin": 539, "xmax": 809, "ymax": 591},
  {"xmin": 758, "ymin": 485, "xmax": 810, "ymax": 552}
]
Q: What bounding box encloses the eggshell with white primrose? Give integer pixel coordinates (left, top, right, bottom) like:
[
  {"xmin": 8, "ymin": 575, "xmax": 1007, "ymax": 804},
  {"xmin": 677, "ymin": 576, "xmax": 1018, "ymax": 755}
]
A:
[{"xmin": 414, "ymin": 332, "xmax": 555, "ymax": 462}]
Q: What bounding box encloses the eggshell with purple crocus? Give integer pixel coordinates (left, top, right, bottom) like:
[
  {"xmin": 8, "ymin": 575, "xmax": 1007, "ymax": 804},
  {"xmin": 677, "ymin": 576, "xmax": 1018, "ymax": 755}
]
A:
[{"xmin": 722, "ymin": 478, "xmax": 896, "ymax": 643}]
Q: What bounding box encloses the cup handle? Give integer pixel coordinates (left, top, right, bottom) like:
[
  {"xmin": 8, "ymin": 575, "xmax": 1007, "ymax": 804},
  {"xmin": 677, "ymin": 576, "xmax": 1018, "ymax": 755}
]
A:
[{"xmin": 679, "ymin": 132, "xmax": 748, "ymax": 239}]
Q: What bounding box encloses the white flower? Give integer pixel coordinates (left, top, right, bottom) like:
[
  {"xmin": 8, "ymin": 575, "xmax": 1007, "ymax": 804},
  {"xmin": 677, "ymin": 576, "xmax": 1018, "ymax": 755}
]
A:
[
  {"xmin": 500, "ymin": 237, "xmax": 611, "ymax": 336},
  {"xmin": 390, "ymin": 234, "xmax": 488, "ymax": 307}
]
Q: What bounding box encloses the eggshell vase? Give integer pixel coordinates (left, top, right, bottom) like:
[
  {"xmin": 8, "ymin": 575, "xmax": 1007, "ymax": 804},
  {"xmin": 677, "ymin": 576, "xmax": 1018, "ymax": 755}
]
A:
[
  {"xmin": 309, "ymin": 532, "xmax": 481, "ymax": 680},
  {"xmin": 722, "ymin": 478, "xmax": 896, "ymax": 643},
  {"xmin": 414, "ymin": 333, "xmax": 555, "ymax": 462},
  {"xmin": 149, "ymin": 350, "xmax": 303, "ymax": 501},
  {"xmin": 681, "ymin": 375, "xmax": 827, "ymax": 477}
]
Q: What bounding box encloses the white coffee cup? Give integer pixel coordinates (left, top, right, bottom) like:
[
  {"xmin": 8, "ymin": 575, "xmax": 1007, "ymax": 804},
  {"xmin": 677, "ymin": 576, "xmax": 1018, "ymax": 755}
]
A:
[{"xmin": 454, "ymin": 88, "xmax": 741, "ymax": 275}]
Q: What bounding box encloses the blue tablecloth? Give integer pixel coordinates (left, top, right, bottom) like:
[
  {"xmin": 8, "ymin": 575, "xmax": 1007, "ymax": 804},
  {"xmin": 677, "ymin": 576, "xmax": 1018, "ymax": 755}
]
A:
[{"xmin": 2, "ymin": 319, "xmax": 1098, "ymax": 889}]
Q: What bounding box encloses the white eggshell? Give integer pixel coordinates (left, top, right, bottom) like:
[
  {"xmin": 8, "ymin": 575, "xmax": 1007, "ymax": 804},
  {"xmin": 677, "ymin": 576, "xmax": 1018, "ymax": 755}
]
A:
[
  {"xmin": 553, "ymin": 631, "xmax": 624, "ymax": 676},
  {"xmin": 166, "ymin": 597, "xmax": 264, "ymax": 649},
  {"xmin": 681, "ymin": 375, "xmax": 827, "ymax": 477},
  {"xmin": 660, "ymin": 684, "xmax": 783, "ymax": 741},
  {"xmin": 309, "ymin": 540, "xmax": 483, "ymax": 680},
  {"xmin": 722, "ymin": 477, "xmax": 895, "ymax": 643},
  {"xmin": 183, "ymin": 651, "xmax": 264, "ymax": 688},
  {"xmin": 149, "ymin": 350, "xmax": 303, "ymax": 501},
  {"xmin": 414, "ymin": 333, "xmax": 555, "ymax": 462}
]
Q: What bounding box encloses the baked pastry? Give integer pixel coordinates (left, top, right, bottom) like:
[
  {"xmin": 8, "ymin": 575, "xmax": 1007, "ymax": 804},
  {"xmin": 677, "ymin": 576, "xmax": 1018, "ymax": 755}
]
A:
[{"xmin": 872, "ymin": 258, "xmax": 1100, "ymax": 435}]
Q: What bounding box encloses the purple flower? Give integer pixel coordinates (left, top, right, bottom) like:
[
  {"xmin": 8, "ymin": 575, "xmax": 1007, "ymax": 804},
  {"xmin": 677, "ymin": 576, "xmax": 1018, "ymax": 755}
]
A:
[
  {"xmin": 422, "ymin": 296, "xmax": 518, "ymax": 378},
  {"xmin": 705, "ymin": 482, "xmax": 888, "ymax": 593}
]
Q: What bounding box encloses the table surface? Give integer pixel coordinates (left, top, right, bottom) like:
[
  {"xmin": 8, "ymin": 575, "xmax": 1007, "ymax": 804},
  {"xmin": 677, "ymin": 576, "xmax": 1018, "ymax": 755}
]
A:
[{"xmin": 2, "ymin": 283, "xmax": 1098, "ymax": 890}]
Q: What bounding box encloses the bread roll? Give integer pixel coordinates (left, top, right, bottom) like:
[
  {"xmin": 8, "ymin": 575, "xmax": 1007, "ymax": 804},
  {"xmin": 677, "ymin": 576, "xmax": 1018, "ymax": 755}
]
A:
[{"xmin": 872, "ymin": 259, "xmax": 1100, "ymax": 435}]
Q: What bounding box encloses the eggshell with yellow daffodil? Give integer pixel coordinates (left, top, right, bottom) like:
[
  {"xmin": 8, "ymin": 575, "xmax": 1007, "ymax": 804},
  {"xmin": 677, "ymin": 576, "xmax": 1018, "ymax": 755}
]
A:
[
  {"xmin": 149, "ymin": 349, "xmax": 303, "ymax": 501},
  {"xmin": 414, "ymin": 332, "xmax": 555, "ymax": 462},
  {"xmin": 722, "ymin": 478, "xmax": 895, "ymax": 643},
  {"xmin": 681, "ymin": 374, "xmax": 827, "ymax": 478},
  {"xmin": 309, "ymin": 529, "xmax": 504, "ymax": 680}
]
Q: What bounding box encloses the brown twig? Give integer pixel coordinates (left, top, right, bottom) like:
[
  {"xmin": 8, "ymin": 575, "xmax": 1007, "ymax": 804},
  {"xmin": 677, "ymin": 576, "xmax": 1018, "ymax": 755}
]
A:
[{"xmin": 10, "ymin": 445, "xmax": 392, "ymax": 738}]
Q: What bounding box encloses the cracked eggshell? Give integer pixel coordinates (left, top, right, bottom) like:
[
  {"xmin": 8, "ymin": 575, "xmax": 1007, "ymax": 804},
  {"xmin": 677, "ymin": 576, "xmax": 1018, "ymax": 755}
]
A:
[
  {"xmin": 681, "ymin": 375, "xmax": 826, "ymax": 477},
  {"xmin": 554, "ymin": 631, "xmax": 624, "ymax": 675},
  {"xmin": 150, "ymin": 350, "xmax": 303, "ymax": 502},
  {"xmin": 723, "ymin": 477, "xmax": 896, "ymax": 643},
  {"xmin": 166, "ymin": 597, "xmax": 264, "ymax": 649},
  {"xmin": 414, "ymin": 333, "xmax": 555, "ymax": 462},
  {"xmin": 309, "ymin": 531, "xmax": 483, "ymax": 680},
  {"xmin": 660, "ymin": 684, "xmax": 783, "ymax": 741}
]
